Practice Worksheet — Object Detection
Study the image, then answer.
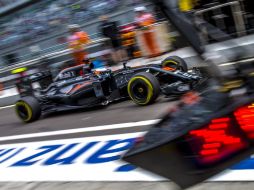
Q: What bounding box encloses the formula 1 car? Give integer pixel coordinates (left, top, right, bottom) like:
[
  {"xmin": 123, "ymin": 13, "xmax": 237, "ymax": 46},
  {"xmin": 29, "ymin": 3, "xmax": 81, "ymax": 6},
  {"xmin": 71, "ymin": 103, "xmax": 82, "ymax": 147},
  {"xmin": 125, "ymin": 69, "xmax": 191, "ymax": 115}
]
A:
[{"xmin": 15, "ymin": 56, "xmax": 203, "ymax": 123}]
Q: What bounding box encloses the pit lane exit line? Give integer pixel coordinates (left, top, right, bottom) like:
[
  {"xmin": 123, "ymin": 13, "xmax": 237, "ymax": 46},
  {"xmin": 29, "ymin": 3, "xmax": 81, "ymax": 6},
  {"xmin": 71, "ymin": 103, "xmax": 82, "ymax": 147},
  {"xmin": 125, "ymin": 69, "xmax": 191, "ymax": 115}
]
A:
[{"xmin": 0, "ymin": 119, "xmax": 159, "ymax": 142}]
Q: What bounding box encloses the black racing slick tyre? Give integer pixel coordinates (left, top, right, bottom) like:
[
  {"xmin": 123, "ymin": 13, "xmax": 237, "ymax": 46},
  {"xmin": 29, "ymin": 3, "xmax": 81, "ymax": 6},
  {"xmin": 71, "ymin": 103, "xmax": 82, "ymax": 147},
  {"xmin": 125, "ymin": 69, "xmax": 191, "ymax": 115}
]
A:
[
  {"xmin": 15, "ymin": 96, "xmax": 41, "ymax": 123},
  {"xmin": 161, "ymin": 56, "xmax": 188, "ymax": 72},
  {"xmin": 128, "ymin": 72, "xmax": 160, "ymax": 106}
]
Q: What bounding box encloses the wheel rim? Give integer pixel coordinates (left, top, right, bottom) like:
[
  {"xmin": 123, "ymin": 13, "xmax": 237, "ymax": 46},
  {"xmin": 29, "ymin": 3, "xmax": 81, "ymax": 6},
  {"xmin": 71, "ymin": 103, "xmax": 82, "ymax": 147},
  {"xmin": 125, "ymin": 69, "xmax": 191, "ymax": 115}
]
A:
[
  {"xmin": 132, "ymin": 82, "xmax": 148, "ymax": 101},
  {"xmin": 128, "ymin": 76, "xmax": 153, "ymax": 105},
  {"xmin": 15, "ymin": 102, "xmax": 32, "ymax": 122}
]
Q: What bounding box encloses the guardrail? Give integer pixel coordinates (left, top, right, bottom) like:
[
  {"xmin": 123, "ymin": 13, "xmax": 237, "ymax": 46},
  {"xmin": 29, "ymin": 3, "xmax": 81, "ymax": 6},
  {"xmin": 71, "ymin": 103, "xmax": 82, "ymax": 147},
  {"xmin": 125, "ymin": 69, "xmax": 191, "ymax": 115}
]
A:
[
  {"xmin": 13, "ymin": 32, "xmax": 102, "ymax": 64},
  {"xmin": 0, "ymin": 37, "xmax": 110, "ymax": 75}
]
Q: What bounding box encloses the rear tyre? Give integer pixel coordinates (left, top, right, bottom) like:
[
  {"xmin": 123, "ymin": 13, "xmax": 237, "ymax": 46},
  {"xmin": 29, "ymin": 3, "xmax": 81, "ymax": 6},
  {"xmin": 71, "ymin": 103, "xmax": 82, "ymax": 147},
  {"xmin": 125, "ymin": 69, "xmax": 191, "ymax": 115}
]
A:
[
  {"xmin": 128, "ymin": 72, "xmax": 160, "ymax": 105},
  {"xmin": 15, "ymin": 96, "xmax": 41, "ymax": 123},
  {"xmin": 161, "ymin": 56, "xmax": 188, "ymax": 72}
]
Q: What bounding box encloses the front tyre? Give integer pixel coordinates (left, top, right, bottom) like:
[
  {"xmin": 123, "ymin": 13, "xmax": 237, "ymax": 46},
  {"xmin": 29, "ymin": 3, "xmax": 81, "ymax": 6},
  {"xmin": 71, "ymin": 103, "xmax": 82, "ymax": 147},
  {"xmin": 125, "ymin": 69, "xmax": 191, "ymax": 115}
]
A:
[
  {"xmin": 128, "ymin": 72, "xmax": 160, "ymax": 105},
  {"xmin": 161, "ymin": 56, "xmax": 188, "ymax": 72},
  {"xmin": 15, "ymin": 96, "xmax": 41, "ymax": 123}
]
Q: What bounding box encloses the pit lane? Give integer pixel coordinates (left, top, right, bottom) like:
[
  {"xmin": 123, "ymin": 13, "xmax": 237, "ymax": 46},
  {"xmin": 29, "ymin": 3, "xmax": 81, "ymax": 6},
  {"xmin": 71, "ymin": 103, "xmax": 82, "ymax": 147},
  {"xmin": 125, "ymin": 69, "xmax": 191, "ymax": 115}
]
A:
[
  {"xmin": 0, "ymin": 97, "xmax": 177, "ymax": 144},
  {"xmin": 0, "ymin": 45, "xmax": 254, "ymax": 189}
]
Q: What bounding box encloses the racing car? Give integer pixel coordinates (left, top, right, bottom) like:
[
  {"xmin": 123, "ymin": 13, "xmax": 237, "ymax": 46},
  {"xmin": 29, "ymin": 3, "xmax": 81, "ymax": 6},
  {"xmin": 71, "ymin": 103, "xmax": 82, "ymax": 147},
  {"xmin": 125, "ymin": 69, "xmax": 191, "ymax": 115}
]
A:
[{"xmin": 15, "ymin": 56, "xmax": 203, "ymax": 123}]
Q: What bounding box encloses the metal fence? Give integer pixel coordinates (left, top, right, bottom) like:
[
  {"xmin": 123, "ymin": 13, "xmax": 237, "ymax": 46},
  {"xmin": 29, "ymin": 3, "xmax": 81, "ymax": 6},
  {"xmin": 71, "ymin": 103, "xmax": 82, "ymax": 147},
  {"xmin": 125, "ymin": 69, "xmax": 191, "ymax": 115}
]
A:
[{"xmin": 194, "ymin": 1, "xmax": 247, "ymax": 43}]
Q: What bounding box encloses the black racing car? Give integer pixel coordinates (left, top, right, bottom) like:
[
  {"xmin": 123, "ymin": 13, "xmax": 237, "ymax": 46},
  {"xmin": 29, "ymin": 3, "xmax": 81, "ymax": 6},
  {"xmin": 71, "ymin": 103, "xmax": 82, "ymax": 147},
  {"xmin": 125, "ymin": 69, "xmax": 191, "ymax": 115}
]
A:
[{"xmin": 15, "ymin": 56, "xmax": 204, "ymax": 123}]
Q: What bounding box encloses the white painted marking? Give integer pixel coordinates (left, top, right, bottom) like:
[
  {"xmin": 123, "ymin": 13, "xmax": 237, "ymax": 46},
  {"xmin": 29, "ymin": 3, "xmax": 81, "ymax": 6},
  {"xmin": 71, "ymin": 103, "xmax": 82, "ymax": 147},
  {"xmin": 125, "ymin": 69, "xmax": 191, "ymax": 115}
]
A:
[
  {"xmin": 0, "ymin": 105, "xmax": 15, "ymax": 110},
  {"xmin": 0, "ymin": 119, "xmax": 159, "ymax": 142},
  {"xmin": 0, "ymin": 132, "xmax": 252, "ymax": 182},
  {"xmin": 0, "ymin": 132, "xmax": 164, "ymax": 182},
  {"xmin": 209, "ymin": 170, "xmax": 254, "ymax": 181},
  {"xmin": 82, "ymin": 117, "xmax": 91, "ymax": 121}
]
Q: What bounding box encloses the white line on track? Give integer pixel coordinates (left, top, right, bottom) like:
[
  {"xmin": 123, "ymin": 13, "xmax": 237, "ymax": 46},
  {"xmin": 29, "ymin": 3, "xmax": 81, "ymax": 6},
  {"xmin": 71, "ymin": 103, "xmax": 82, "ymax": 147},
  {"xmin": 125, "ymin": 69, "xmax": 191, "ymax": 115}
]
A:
[
  {"xmin": 0, "ymin": 119, "xmax": 159, "ymax": 142},
  {"xmin": 0, "ymin": 105, "xmax": 15, "ymax": 110}
]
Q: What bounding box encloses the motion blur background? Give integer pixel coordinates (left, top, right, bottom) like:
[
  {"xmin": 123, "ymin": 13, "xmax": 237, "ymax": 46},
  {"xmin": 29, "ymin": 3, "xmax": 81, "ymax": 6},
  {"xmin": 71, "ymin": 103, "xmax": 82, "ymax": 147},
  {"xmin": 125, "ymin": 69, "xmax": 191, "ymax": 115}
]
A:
[
  {"xmin": 0, "ymin": 1, "xmax": 254, "ymax": 189},
  {"xmin": 0, "ymin": 0, "xmax": 254, "ymax": 90},
  {"xmin": 0, "ymin": 0, "xmax": 252, "ymax": 66},
  {"xmin": 0, "ymin": 0, "xmax": 145, "ymax": 67}
]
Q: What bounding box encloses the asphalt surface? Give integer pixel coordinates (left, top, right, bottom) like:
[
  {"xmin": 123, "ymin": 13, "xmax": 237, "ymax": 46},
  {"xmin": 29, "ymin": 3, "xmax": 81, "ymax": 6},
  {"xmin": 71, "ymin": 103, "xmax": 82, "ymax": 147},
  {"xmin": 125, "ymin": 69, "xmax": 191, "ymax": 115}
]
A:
[
  {"xmin": 1, "ymin": 182, "xmax": 254, "ymax": 190},
  {"xmin": 0, "ymin": 97, "xmax": 177, "ymax": 144},
  {"xmin": 0, "ymin": 87, "xmax": 249, "ymax": 190}
]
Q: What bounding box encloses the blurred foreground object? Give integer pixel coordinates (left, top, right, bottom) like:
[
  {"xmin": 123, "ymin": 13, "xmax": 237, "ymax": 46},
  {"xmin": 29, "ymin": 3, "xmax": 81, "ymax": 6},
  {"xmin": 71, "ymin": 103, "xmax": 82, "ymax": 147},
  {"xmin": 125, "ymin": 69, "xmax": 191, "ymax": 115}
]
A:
[
  {"xmin": 179, "ymin": 0, "xmax": 198, "ymax": 12},
  {"xmin": 124, "ymin": 86, "xmax": 254, "ymax": 189},
  {"xmin": 123, "ymin": 0, "xmax": 254, "ymax": 189}
]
